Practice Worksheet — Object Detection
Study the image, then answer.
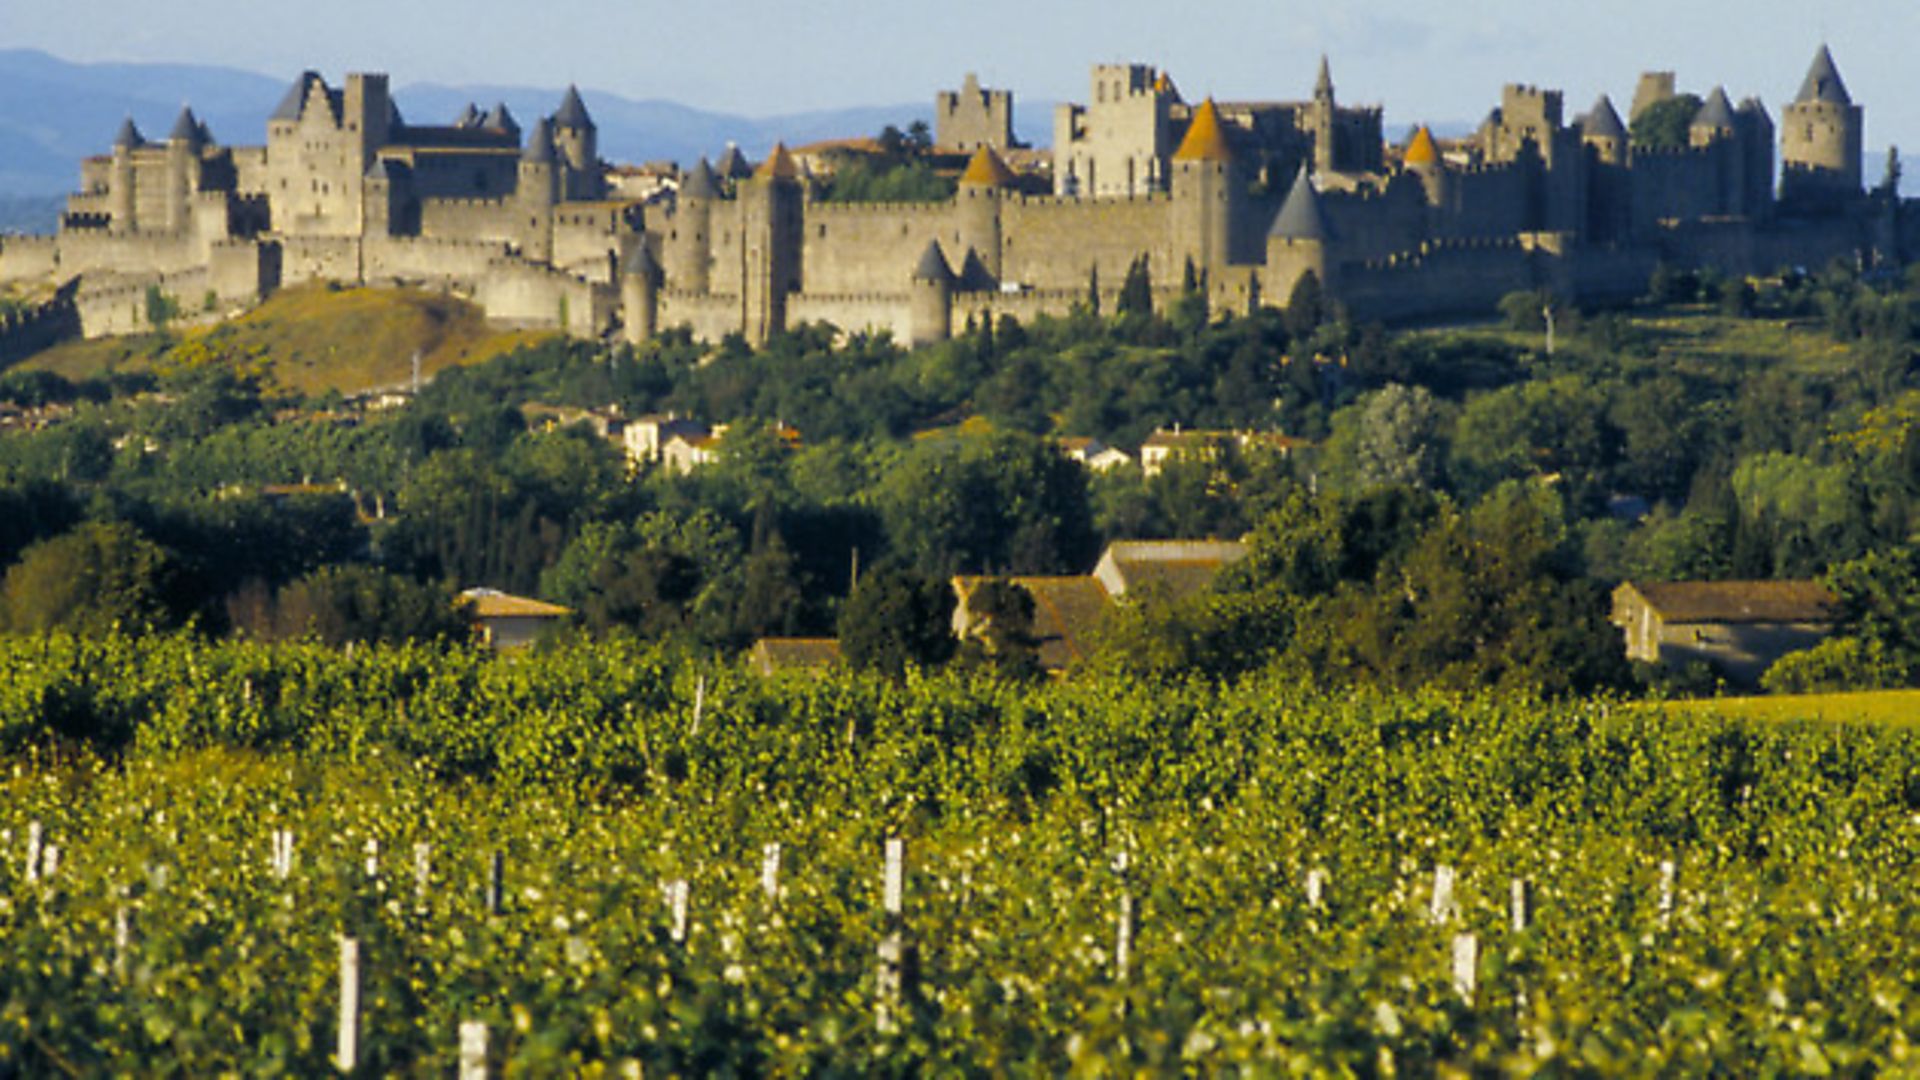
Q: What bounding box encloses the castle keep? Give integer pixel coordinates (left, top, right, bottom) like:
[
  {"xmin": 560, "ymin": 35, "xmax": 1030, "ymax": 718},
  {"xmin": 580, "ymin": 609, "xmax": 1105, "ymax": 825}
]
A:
[{"xmin": 0, "ymin": 47, "xmax": 1908, "ymax": 348}]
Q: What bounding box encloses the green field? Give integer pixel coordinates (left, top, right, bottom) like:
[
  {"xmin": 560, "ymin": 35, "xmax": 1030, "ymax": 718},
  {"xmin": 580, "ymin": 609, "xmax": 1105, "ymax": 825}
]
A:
[
  {"xmin": 5, "ymin": 632, "xmax": 1920, "ymax": 1073},
  {"xmin": 1660, "ymin": 689, "xmax": 1920, "ymax": 726}
]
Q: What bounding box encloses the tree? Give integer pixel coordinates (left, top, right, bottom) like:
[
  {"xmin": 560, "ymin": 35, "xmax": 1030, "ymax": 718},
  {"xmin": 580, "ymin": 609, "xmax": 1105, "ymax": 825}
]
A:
[
  {"xmin": 1284, "ymin": 271, "xmax": 1327, "ymax": 340},
  {"xmin": 1322, "ymin": 383, "xmax": 1451, "ymax": 493},
  {"xmin": 879, "ymin": 432, "xmax": 1097, "ymax": 578},
  {"xmin": 245, "ymin": 565, "xmax": 463, "ymax": 645},
  {"xmin": 838, "ymin": 566, "xmax": 956, "ymax": 677},
  {"xmin": 1117, "ymin": 255, "xmax": 1153, "ymax": 316},
  {"xmin": 2, "ymin": 522, "xmax": 176, "ymax": 633},
  {"xmin": 953, "ymin": 579, "xmax": 1043, "ymax": 680},
  {"xmin": 1630, "ymin": 94, "xmax": 1704, "ymax": 150}
]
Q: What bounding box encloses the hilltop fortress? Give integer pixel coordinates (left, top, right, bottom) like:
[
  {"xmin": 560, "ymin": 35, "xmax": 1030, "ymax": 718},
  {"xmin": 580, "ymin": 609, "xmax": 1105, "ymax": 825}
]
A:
[{"xmin": 0, "ymin": 47, "xmax": 1911, "ymax": 350}]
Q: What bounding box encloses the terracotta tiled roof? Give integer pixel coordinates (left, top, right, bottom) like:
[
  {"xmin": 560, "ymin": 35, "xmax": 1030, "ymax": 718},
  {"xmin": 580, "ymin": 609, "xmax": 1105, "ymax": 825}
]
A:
[
  {"xmin": 1172, "ymin": 99, "xmax": 1233, "ymax": 163},
  {"xmin": 754, "ymin": 143, "xmax": 799, "ymax": 181},
  {"xmin": 1404, "ymin": 125, "xmax": 1439, "ymax": 167},
  {"xmin": 959, "ymin": 145, "xmax": 1019, "ymax": 187},
  {"xmin": 1627, "ymin": 580, "xmax": 1837, "ymax": 624}
]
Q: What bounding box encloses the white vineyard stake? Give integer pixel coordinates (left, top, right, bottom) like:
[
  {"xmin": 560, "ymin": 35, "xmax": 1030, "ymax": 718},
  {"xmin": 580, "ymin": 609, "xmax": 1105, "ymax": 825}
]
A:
[
  {"xmin": 1658, "ymin": 860, "xmax": 1677, "ymax": 929},
  {"xmin": 1305, "ymin": 867, "xmax": 1327, "ymax": 911},
  {"xmin": 690, "ymin": 675, "xmax": 706, "ymax": 737},
  {"xmin": 25, "ymin": 821, "xmax": 41, "ymax": 884},
  {"xmin": 1511, "ymin": 878, "xmax": 1530, "ymax": 934},
  {"xmin": 876, "ymin": 838, "xmax": 907, "ymax": 1033},
  {"xmin": 884, "ymin": 838, "xmax": 905, "ymax": 916},
  {"xmin": 1451, "ymin": 933, "xmax": 1479, "ymax": 1005},
  {"xmin": 40, "ymin": 843, "xmax": 58, "ymax": 882},
  {"xmin": 761, "ymin": 842, "xmax": 781, "ymax": 901},
  {"xmin": 458, "ymin": 1021, "xmax": 489, "ymax": 1080},
  {"xmin": 668, "ymin": 878, "xmax": 689, "ymax": 943},
  {"xmin": 1115, "ymin": 893, "xmax": 1135, "ymax": 982},
  {"xmin": 413, "ymin": 843, "xmax": 431, "ymax": 902},
  {"xmin": 1429, "ymin": 864, "xmax": 1457, "ymax": 925},
  {"xmin": 113, "ymin": 904, "xmax": 133, "ymax": 981},
  {"xmin": 364, "ymin": 838, "xmax": 379, "ymax": 879},
  {"xmin": 336, "ymin": 936, "xmax": 361, "ymax": 1072}
]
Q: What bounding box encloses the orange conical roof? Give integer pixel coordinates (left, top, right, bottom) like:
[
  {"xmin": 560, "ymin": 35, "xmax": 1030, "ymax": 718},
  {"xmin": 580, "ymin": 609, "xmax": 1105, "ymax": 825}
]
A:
[
  {"xmin": 1404, "ymin": 125, "xmax": 1439, "ymax": 168},
  {"xmin": 1172, "ymin": 99, "xmax": 1232, "ymax": 163},
  {"xmin": 754, "ymin": 142, "xmax": 798, "ymax": 181},
  {"xmin": 959, "ymin": 145, "xmax": 1018, "ymax": 187},
  {"xmin": 1154, "ymin": 71, "xmax": 1183, "ymax": 103}
]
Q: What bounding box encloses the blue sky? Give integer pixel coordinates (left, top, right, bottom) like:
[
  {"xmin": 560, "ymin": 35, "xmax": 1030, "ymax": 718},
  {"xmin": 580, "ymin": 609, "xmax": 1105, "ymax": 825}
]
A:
[{"xmin": 10, "ymin": 0, "xmax": 1917, "ymax": 153}]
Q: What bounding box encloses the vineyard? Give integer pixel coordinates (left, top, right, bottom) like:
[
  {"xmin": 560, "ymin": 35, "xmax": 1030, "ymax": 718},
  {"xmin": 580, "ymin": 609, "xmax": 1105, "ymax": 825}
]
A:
[{"xmin": 4, "ymin": 633, "xmax": 1920, "ymax": 1073}]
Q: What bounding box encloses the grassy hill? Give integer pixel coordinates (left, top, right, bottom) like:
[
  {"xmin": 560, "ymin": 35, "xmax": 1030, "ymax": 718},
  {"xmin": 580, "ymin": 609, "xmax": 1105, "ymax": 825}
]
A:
[{"xmin": 19, "ymin": 284, "xmax": 558, "ymax": 397}]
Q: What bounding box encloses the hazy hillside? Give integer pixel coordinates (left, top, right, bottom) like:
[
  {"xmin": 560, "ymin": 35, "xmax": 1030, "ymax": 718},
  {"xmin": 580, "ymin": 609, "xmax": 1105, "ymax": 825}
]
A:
[{"xmin": 0, "ymin": 49, "xmax": 1053, "ymax": 214}]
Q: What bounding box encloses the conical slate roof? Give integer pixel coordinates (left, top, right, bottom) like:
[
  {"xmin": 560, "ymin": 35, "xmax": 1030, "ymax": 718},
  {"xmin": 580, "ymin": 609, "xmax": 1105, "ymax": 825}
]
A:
[
  {"xmin": 716, "ymin": 144, "xmax": 752, "ymax": 179},
  {"xmin": 679, "ymin": 157, "xmax": 718, "ymax": 199},
  {"xmin": 1693, "ymin": 87, "xmax": 1738, "ymax": 131},
  {"xmin": 1172, "ymin": 99, "xmax": 1233, "ymax": 162},
  {"xmin": 169, "ymin": 105, "xmax": 202, "ymax": 144},
  {"xmin": 456, "ymin": 103, "xmax": 482, "ymax": 128},
  {"xmin": 912, "ymin": 239, "xmax": 954, "ymax": 284},
  {"xmin": 113, "ymin": 115, "xmax": 145, "ymax": 149},
  {"xmin": 1270, "ymin": 165, "xmax": 1330, "ymax": 242},
  {"xmin": 1796, "ymin": 45, "xmax": 1851, "ymax": 105},
  {"xmin": 959, "ymin": 145, "xmax": 1019, "ymax": 186},
  {"xmin": 484, "ymin": 102, "xmax": 519, "ymax": 135},
  {"xmin": 554, "ymin": 85, "xmax": 594, "ymax": 129},
  {"xmin": 1583, "ymin": 95, "xmax": 1626, "ymax": 140},
  {"xmin": 522, "ymin": 118, "xmax": 556, "ymax": 164},
  {"xmin": 1403, "ymin": 125, "xmax": 1439, "ymax": 167},
  {"xmin": 271, "ymin": 72, "xmax": 324, "ymax": 122}
]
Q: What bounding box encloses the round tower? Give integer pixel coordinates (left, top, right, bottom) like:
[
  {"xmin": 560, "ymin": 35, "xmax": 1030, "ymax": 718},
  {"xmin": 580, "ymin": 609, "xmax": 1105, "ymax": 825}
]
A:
[
  {"xmin": 165, "ymin": 106, "xmax": 202, "ymax": 235},
  {"xmin": 110, "ymin": 116, "xmax": 141, "ymax": 234},
  {"xmin": 1579, "ymin": 96, "xmax": 1628, "ymax": 167},
  {"xmin": 1170, "ymin": 99, "xmax": 1238, "ymax": 275},
  {"xmin": 741, "ymin": 144, "xmax": 803, "ymax": 345},
  {"xmin": 621, "ymin": 243, "xmax": 662, "ymax": 345},
  {"xmin": 1689, "ymin": 87, "xmax": 1739, "ymax": 148},
  {"xmin": 908, "ymin": 239, "xmax": 955, "ymax": 347},
  {"xmin": 1781, "ymin": 45, "xmax": 1864, "ymax": 213},
  {"xmin": 1265, "ymin": 165, "xmax": 1333, "ymax": 305},
  {"xmin": 551, "ymin": 85, "xmax": 601, "ymax": 199},
  {"xmin": 518, "ymin": 118, "xmax": 558, "ymax": 264},
  {"xmin": 1402, "ymin": 124, "xmax": 1452, "ymax": 205},
  {"xmin": 670, "ymin": 158, "xmax": 717, "ymax": 294},
  {"xmin": 955, "ymin": 146, "xmax": 1014, "ymax": 282}
]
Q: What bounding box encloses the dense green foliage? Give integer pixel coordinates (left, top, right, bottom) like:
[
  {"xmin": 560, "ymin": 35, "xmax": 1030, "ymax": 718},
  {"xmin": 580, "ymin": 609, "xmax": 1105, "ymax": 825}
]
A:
[{"xmin": 4, "ymin": 634, "xmax": 1920, "ymax": 1072}]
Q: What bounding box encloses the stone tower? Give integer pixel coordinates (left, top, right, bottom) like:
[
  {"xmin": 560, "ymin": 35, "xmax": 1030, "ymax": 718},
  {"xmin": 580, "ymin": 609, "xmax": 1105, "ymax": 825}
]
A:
[
  {"xmin": 109, "ymin": 117, "xmax": 141, "ymax": 234},
  {"xmin": 552, "ymin": 85, "xmax": 602, "ymax": 200},
  {"xmin": 621, "ymin": 242, "xmax": 661, "ymax": 346},
  {"xmin": 1170, "ymin": 99, "xmax": 1239, "ymax": 275},
  {"xmin": 669, "ymin": 159, "xmax": 717, "ymax": 294},
  {"xmin": 165, "ymin": 106, "xmax": 203, "ymax": 234},
  {"xmin": 1404, "ymin": 124, "xmax": 1450, "ymax": 207},
  {"xmin": 1580, "ymin": 96, "xmax": 1628, "ymax": 166},
  {"xmin": 936, "ymin": 73, "xmax": 1016, "ymax": 152},
  {"xmin": 908, "ymin": 240, "xmax": 955, "ymax": 347},
  {"xmin": 740, "ymin": 144, "xmax": 803, "ymax": 345},
  {"xmin": 955, "ymin": 146, "xmax": 1015, "ymax": 282},
  {"xmin": 1265, "ymin": 164, "xmax": 1333, "ymax": 303},
  {"xmin": 1781, "ymin": 45, "xmax": 1863, "ymax": 214},
  {"xmin": 1310, "ymin": 56, "xmax": 1338, "ymax": 175},
  {"xmin": 518, "ymin": 118, "xmax": 559, "ymax": 264}
]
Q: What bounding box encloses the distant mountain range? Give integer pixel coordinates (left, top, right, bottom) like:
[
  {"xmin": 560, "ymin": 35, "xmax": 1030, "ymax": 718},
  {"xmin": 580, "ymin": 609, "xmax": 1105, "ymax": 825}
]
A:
[{"xmin": 0, "ymin": 48, "xmax": 1057, "ymax": 215}]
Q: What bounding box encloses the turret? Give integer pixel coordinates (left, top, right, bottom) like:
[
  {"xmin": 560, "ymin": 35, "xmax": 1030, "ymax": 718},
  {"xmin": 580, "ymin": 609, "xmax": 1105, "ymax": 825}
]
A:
[
  {"xmin": 1402, "ymin": 124, "xmax": 1451, "ymax": 206},
  {"xmin": 165, "ymin": 105, "xmax": 203, "ymax": 234},
  {"xmin": 1170, "ymin": 98, "xmax": 1239, "ymax": 274},
  {"xmin": 1580, "ymin": 96, "xmax": 1628, "ymax": 166},
  {"xmin": 1311, "ymin": 56, "xmax": 1337, "ymax": 174},
  {"xmin": 956, "ymin": 146, "xmax": 1016, "ymax": 282},
  {"xmin": 1265, "ymin": 165, "xmax": 1333, "ymax": 305},
  {"xmin": 908, "ymin": 240, "xmax": 955, "ymax": 347},
  {"xmin": 669, "ymin": 158, "xmax": 717, "ymax": 294},
  {"xmin": 1689, "ymin": 87, "xmax": 1739, "ymax": 147},
  {"xmin": 621, "ymin": 243, "xmax": 662, "ymax": 345},
  {"xmin": 1781, "ymin": 45, "xmax": 1864, "ymax": 213},
  {"xmin": 109, "ymin": 116, "xmax": 142, "ymax": 234},
  {"xmin": 484, "ymin": 102, "xmax": 520, "ymax": 138},
  {"xmin": 741, "ymin": 144, "xmax": 803, "ymax": 345},
  {"xmin": 519, "ymin": 118, "xmax": 558, "ymax": 262},
  {"xmin": 552, "ymin": 85, "xmax": 602, "ymax": 199}
]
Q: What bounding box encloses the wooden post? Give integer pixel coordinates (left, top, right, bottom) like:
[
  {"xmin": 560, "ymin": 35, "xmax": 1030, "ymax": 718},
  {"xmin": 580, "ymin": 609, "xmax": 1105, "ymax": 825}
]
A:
[
  {"xmin": 113, "ymin": 904, "xmax": 133, "ymax": 981},
  {"xmin": 271, "ymin": 829, "xmax": 295, "ymax": 880},
  {"xmin": 1510, "ymin": 878, "xmax": 1530, "ymax": 934},
  {"xmin": 364, "ymin": 839, "xmax": 379, "ymax": 879},
  {"xmin": 1451, "ymin": 933, "xmax": 1478, "ymax": 1005},
  {"xmin": 458, "ymin": 1021, "xmax": 488, "ymax": 1080},
  {"xmin": 1114, "ymin": 892, "xmax": 1134, "ymax": 982},
  {"xmin": 39, "ymin": 843, "xmax": 57, "ymax": 882},
  {"xmin": 1429, "ymin": 864, "xmax": 1456, "ymax": 925},
  {"xmin": 1305, "ymin": 867, "xmax": 1327, "ymax": 910},
  {"xmin": 760, "ymin": 842, "xmax": 781, "ymax": 901},
  {"xmin": 883, "ymin": 838, "xmax": 904, "ymax": 917},
  {"xmin": 486, "ymin": 852, "xmax": 504, "ymax": 915},
  {"xmin": 691, "ymin": 675, "xmax": 706, "ymax": 737},
  {"xmin": 336, "ymin": 936, "xmax": 361, "ymax": 1073}
]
